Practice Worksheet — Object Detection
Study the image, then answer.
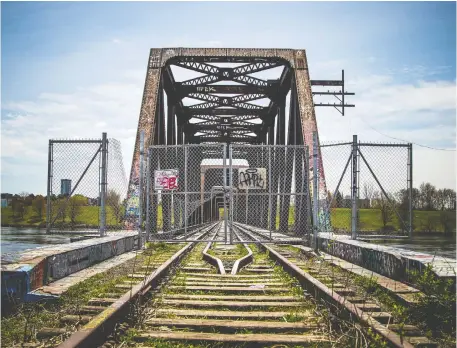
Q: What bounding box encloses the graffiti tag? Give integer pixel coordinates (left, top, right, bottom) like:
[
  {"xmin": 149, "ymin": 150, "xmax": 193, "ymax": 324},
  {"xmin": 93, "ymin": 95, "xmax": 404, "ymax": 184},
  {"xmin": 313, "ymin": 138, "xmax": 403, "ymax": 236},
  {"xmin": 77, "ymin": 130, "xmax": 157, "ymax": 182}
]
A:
[
  {"xmin": 154, "ymin": 169, "xmax": 179, "ymax": 190},
  {"xmin": 238, "ymin": 168, "xmax": 267, "ymax": 190}
]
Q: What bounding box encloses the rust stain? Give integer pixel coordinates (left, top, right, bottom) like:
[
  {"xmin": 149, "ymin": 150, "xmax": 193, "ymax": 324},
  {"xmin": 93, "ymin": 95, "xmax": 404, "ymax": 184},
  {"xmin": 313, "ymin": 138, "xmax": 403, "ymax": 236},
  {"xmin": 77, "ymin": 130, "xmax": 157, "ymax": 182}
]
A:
[{"xmin": 84, "ymin": 307, "xmax": 116, "ymax": 329}]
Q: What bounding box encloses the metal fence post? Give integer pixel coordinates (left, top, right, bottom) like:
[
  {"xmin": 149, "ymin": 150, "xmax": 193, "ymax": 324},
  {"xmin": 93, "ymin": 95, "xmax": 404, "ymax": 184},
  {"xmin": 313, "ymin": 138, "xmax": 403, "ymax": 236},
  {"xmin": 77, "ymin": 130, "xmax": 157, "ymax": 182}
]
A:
[
  {"xmin": 351, "ymin": 134, "xmax": 358, "ymax": 240},
  {"xmin": 305, "ymin": 145, "xmax": 311, "ymax": 245},
  {"xmin": 99, "ymin": 132, "xmax": 108, "ymax": 237},
  {"xmin": 223, "ymin": 144, "xmax": 228, "ymax": 244},
  {"xmin": 145, "ymin": 147, "xmax": 151, "ymax": 243},
  {"xmin": 138, "ymin": 131, "xmax": 144, "ymax": 249},
  {"xmin": 184, "ymin": 145, "xmax": 188, "ymax": 235},
  {"xmin": 229, "ymin": 144, "xmax": 234, "ymax": 245},
  {"xmin": 408, "ymin": 143, "xmax": 413, "ymax": 238},
  {"xmin": 46, "ymin": 140, "xmax": 53, "ymax": 233},
  {"xmin": 312, "ymin": 132, "xmax": 319, "ymax": 251},
  {"xmin": 268, "ymin": 145, "xmax": 272, "ymax": 240}
]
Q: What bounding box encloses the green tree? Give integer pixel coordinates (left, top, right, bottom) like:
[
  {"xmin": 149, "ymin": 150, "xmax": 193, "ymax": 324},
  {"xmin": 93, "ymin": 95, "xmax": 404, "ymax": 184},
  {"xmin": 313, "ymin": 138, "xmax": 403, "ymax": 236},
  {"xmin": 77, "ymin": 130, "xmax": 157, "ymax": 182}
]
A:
[
  {"xmin": 32, "ymin": 195, "xmax": 46, "ymax": 220},
  {"xmin": 107, "ymin": 190, "xmax": 122, "ymax": 222},
  {"xmin": 12, "ymin": 197, "xmax": 25, "ymax": 219}
]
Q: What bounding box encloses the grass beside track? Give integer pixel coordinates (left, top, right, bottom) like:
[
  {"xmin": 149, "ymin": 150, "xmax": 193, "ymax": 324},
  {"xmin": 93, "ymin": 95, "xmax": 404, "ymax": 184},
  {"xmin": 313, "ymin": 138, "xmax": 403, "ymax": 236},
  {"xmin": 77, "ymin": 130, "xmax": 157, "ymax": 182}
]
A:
[
  {"xmin": 279, "ymin": 245, "xmax": 456, "ymax": 348},
  {"xmin": 0, "ymin": 242, "xmax": 182, "ymax": 347},
  {"xmin": 111, "ymin": 242, "xmax": 369, "ymax": 347}
]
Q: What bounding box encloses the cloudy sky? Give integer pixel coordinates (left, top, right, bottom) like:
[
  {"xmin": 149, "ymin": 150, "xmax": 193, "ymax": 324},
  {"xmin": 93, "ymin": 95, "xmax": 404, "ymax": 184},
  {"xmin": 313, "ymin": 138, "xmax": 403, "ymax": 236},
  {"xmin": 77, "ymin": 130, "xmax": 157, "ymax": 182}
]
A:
[{"xmin": 1, "ymin": 1, "xmax": 456, "ymax": 196}]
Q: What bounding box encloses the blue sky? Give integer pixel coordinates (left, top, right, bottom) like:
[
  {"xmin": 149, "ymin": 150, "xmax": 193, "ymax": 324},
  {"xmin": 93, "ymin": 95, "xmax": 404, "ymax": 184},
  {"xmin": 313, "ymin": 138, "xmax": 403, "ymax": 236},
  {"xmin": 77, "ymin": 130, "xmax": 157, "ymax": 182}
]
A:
[{"xmin": 1, "ymin": 1, "xmax": 456, "ymax": 195}]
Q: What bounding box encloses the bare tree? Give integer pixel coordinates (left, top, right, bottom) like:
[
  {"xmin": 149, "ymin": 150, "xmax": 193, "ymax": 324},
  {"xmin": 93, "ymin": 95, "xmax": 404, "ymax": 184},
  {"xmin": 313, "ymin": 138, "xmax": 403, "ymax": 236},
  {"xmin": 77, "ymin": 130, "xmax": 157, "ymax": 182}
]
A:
[
  {"xmin": 363, "ymin": 182, "xmax": 375, "ymax": 203},
  {"xmin": 373, "ymin": 191, "xmax": 394, "ymax": 229},
  {"xmin": 435, "ymin": 189, "xmax": 446, "ymax": 211},
  {"xmin": 19, "ymin": 191, "xmax": 29, "ymax": 200},
  {"xmin": 107, "ymin": 190, "xmax": 122, "ymax": 222},
  {"xmin": 443, "ymin": 189, "xmax": 456, "ymax": 210},
  {"xmin": 57, "ymin": 199, "xmax": 68, "ymax": 223},
  {"xmin": 68, "ymin": 196, "xmax": 84, "ymax": 225},
  {"xmin": 419, "ymin": 182, "xmax": 436, "ymax": 210}
]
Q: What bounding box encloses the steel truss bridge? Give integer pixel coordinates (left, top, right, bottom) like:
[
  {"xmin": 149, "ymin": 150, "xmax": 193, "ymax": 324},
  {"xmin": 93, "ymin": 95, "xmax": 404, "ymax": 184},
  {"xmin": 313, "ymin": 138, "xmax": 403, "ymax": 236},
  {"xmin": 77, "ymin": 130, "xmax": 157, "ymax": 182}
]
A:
[{"xmin": 127, "ymin": 48, "xmax": 354, "ymax": 242}]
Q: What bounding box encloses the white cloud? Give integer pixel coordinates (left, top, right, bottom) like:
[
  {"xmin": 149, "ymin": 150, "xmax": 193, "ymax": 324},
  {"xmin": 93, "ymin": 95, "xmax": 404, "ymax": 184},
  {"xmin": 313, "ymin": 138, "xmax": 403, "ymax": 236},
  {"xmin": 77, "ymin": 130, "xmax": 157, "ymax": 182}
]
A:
[{"xmin": 315, "ymin": 74, "xmax": 455, "ymax": 191}]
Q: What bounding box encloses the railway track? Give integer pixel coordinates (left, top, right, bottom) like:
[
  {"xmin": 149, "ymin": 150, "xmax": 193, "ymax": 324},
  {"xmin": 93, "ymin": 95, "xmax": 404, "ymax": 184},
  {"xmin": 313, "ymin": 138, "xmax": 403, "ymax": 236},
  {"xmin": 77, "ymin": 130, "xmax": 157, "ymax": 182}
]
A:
[
  {"xmin": 105, "ymin": 223, "xmax": 333, "ymax": 347},
  {"xmin": 18, "ymin": 222, "xmax": 440, "ymax": 348},
  {"xmin": 234, "ymin": 223, "xmax": 438, "ymax": 348}
]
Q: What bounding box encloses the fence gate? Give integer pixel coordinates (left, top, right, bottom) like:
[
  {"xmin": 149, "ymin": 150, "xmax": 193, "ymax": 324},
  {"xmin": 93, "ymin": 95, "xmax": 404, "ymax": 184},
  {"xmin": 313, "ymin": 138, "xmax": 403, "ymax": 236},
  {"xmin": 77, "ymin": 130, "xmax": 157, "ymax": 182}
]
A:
[
  {"xmin": 228, "ymin": 145, "xmax": 312, "ymax": 243},
  {"xmin": 145, "ymin": 144, "xmax": 229, "ymax": 242}
]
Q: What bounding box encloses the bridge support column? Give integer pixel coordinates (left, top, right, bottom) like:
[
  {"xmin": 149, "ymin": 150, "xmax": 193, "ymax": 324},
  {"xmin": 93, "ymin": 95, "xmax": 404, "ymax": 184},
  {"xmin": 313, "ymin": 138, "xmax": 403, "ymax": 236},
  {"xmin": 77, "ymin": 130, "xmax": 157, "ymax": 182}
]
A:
[{"xmin": 280, "ymin": 81, "xmax": 298, "ymax": 234}]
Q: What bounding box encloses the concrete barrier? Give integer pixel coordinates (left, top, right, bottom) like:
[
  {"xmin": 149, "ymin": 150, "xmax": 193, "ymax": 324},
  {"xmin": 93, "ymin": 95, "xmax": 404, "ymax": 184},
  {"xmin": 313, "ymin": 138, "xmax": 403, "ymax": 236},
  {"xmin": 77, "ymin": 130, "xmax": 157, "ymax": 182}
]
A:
[
  {"xmin": 1, "ymin": 232, "xmax": 138, "ymax": 304},
  {"xmin": 317, "ymin": 233, "xmax": 456, "ymax": 282}
]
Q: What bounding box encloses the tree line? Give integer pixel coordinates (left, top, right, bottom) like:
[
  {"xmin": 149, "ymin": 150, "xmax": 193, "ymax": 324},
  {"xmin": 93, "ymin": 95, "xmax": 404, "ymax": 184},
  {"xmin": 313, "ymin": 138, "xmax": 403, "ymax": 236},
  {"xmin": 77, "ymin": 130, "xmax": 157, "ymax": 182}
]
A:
[
  {"xmin": 327, "ymin": 182, "xmax": 456, "ymax": 233},
  {"xmin": 328, "ymin": 182, "xmax": 456, "ymax": 211},
  {"xmin": 3, "ymin": 190, "xmax": 125, "ymax": 226}
]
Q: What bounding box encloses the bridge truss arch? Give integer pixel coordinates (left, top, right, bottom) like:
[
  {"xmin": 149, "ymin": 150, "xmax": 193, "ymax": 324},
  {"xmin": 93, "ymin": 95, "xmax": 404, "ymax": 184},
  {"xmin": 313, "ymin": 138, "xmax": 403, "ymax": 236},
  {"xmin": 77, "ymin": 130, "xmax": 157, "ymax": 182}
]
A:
[{"xmin": 126, "ymin": 48, "xmax": 355, "ymax": 242}]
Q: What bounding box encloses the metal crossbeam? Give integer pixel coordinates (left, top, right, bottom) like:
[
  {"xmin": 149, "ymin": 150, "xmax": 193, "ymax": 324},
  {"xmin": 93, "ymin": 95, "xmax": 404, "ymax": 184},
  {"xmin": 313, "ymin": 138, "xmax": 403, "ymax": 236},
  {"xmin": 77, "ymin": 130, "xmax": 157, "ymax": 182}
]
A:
[
  {"xmin": 233, "ymin": 61, "xmax": 283, "ymax": 75},
  {"xmin": 174, "ymin": 61, "xmax": 220, "ymax": 75},
  {"xmin": 180, "ymin": 85, "xmax": 270, "ymax": 94},
  {"xmin": 185, "ymin": 107, "xmax": 268, "ymax": 115}
]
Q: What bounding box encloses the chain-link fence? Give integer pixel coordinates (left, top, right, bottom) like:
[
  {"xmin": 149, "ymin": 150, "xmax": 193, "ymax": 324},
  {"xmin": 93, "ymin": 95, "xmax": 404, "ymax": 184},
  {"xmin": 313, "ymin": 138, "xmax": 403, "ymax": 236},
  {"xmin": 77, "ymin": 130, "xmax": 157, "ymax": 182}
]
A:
[
  {"xmin": 46, "ymin": 133, "xmax": 128, "ymax": 234},
  {"xmin": 132, "ymin": 134, "xmax": 414, "ymax": 243},
  {"xmin": 142, "ymin": 143, "xmax": 311, "ymax": 243},
  {"xmin": 317, "ymin": 135, "xmax": 412, "ymax": 237},
  {"xmin": 145, "ymin": 144, "xmax": 227, "ymax": 241},
  {"xmin": 230, "ymin": 145, "xmax": 312, "ymax": 242}
]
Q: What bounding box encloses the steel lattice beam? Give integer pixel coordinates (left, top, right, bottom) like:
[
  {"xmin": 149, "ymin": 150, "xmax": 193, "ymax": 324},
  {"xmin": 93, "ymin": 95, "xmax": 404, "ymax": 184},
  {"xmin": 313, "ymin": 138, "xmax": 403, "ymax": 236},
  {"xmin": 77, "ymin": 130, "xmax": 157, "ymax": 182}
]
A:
[{"xmin": 129, "ymin": 48, "xmax": 355, "ymax": 212}]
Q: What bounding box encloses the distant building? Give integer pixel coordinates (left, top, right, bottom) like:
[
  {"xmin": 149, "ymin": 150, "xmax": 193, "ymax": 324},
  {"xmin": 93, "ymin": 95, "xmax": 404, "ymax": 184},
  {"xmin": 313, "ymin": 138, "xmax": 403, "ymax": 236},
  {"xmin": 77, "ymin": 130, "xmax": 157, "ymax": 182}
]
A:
[
  {"xmin": 1, "ymin": 193, "xmax": 13, "ymax": 207},
  {"xmin": 61, "ymin": 179, "xmax": 72, "ymax": 196}
]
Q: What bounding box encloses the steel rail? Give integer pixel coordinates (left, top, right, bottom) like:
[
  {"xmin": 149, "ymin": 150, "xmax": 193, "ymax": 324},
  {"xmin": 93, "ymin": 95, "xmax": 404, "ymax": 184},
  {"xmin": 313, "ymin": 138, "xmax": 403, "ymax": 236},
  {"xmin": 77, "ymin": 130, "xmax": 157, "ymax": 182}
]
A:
[
  {"xmin": 230, "ymin": 228, "xmax": 253, "ymax": 275},
  {"xmin": 234, "ymin": 223, "xmax": 415, "ymax": 348},
  {"xmin": 202, "ymin": 225, "xmax": 226, "ymax": 274},
  {"xmin": 57, "ymin": 222, "xmax": 221, "ymax": 348}
]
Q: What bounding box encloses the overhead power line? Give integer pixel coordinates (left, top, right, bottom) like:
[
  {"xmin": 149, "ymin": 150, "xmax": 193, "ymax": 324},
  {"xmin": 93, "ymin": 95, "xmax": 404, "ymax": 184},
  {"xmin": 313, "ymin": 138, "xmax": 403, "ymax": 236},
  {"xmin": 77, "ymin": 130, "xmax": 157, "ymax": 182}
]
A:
[{"xmin": 356, "ymin": 115, "xmax": 456, "ymax": 152}]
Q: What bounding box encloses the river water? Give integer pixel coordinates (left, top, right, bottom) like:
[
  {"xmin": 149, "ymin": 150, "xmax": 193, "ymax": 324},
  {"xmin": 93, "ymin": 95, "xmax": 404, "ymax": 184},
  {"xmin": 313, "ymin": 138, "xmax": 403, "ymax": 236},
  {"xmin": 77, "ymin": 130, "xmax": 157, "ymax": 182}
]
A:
[
  {"xmin": 0, "ymin": 227, "xmax": 455, "ymax": 259},
  {"xmin": 0, "ymin": 227, "xmax": 78, "ymax": 256},
  {"xmin": 375, "ymin": 235, "xmax": 456, "ymax": 259}
]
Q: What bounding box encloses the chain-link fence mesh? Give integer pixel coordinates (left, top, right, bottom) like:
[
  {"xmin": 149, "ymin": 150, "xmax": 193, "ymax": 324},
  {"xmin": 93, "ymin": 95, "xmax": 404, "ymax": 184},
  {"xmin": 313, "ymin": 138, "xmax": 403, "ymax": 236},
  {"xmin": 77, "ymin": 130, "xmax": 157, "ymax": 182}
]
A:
[
  {"xmin": 319, "ymin": 142, "xmax": 353, "ymax": 235},
  {"xmin": 145, "ymin": 144, "xmax": 226, "ymax": 241},
  {"xmin": 230, "ymin": 145, "xmax": 311, "ymax": 242},
  {"xmin": 317, "ymin": 138, "xmax": 412, "ymax": 237},
  {"xmin": 358, "ymin": 143, "xmax": 410, "ymax": 235},
  {"xmin": 46, "ymin": 135, "xmax": 128, "ymax": 233}
]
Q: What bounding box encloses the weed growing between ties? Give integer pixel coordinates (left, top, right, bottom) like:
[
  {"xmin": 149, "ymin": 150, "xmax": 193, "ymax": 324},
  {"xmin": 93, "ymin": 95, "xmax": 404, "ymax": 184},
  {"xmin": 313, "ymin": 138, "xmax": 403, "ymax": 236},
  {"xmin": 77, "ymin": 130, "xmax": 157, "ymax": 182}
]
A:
[
  {"xmin": 352, "ymin": 266, "xmax": 456, "ymax": 347},
  {"xmin": 0, "ymin": 242, "xmax": 182, "ymax": 347},
  {"xmin": 408, "ymin": 264, "xmax": 456, "ymax": 346},
  {"xmin": 277, "ymin": 244, "xmax": 457, "ymax": 347}
]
